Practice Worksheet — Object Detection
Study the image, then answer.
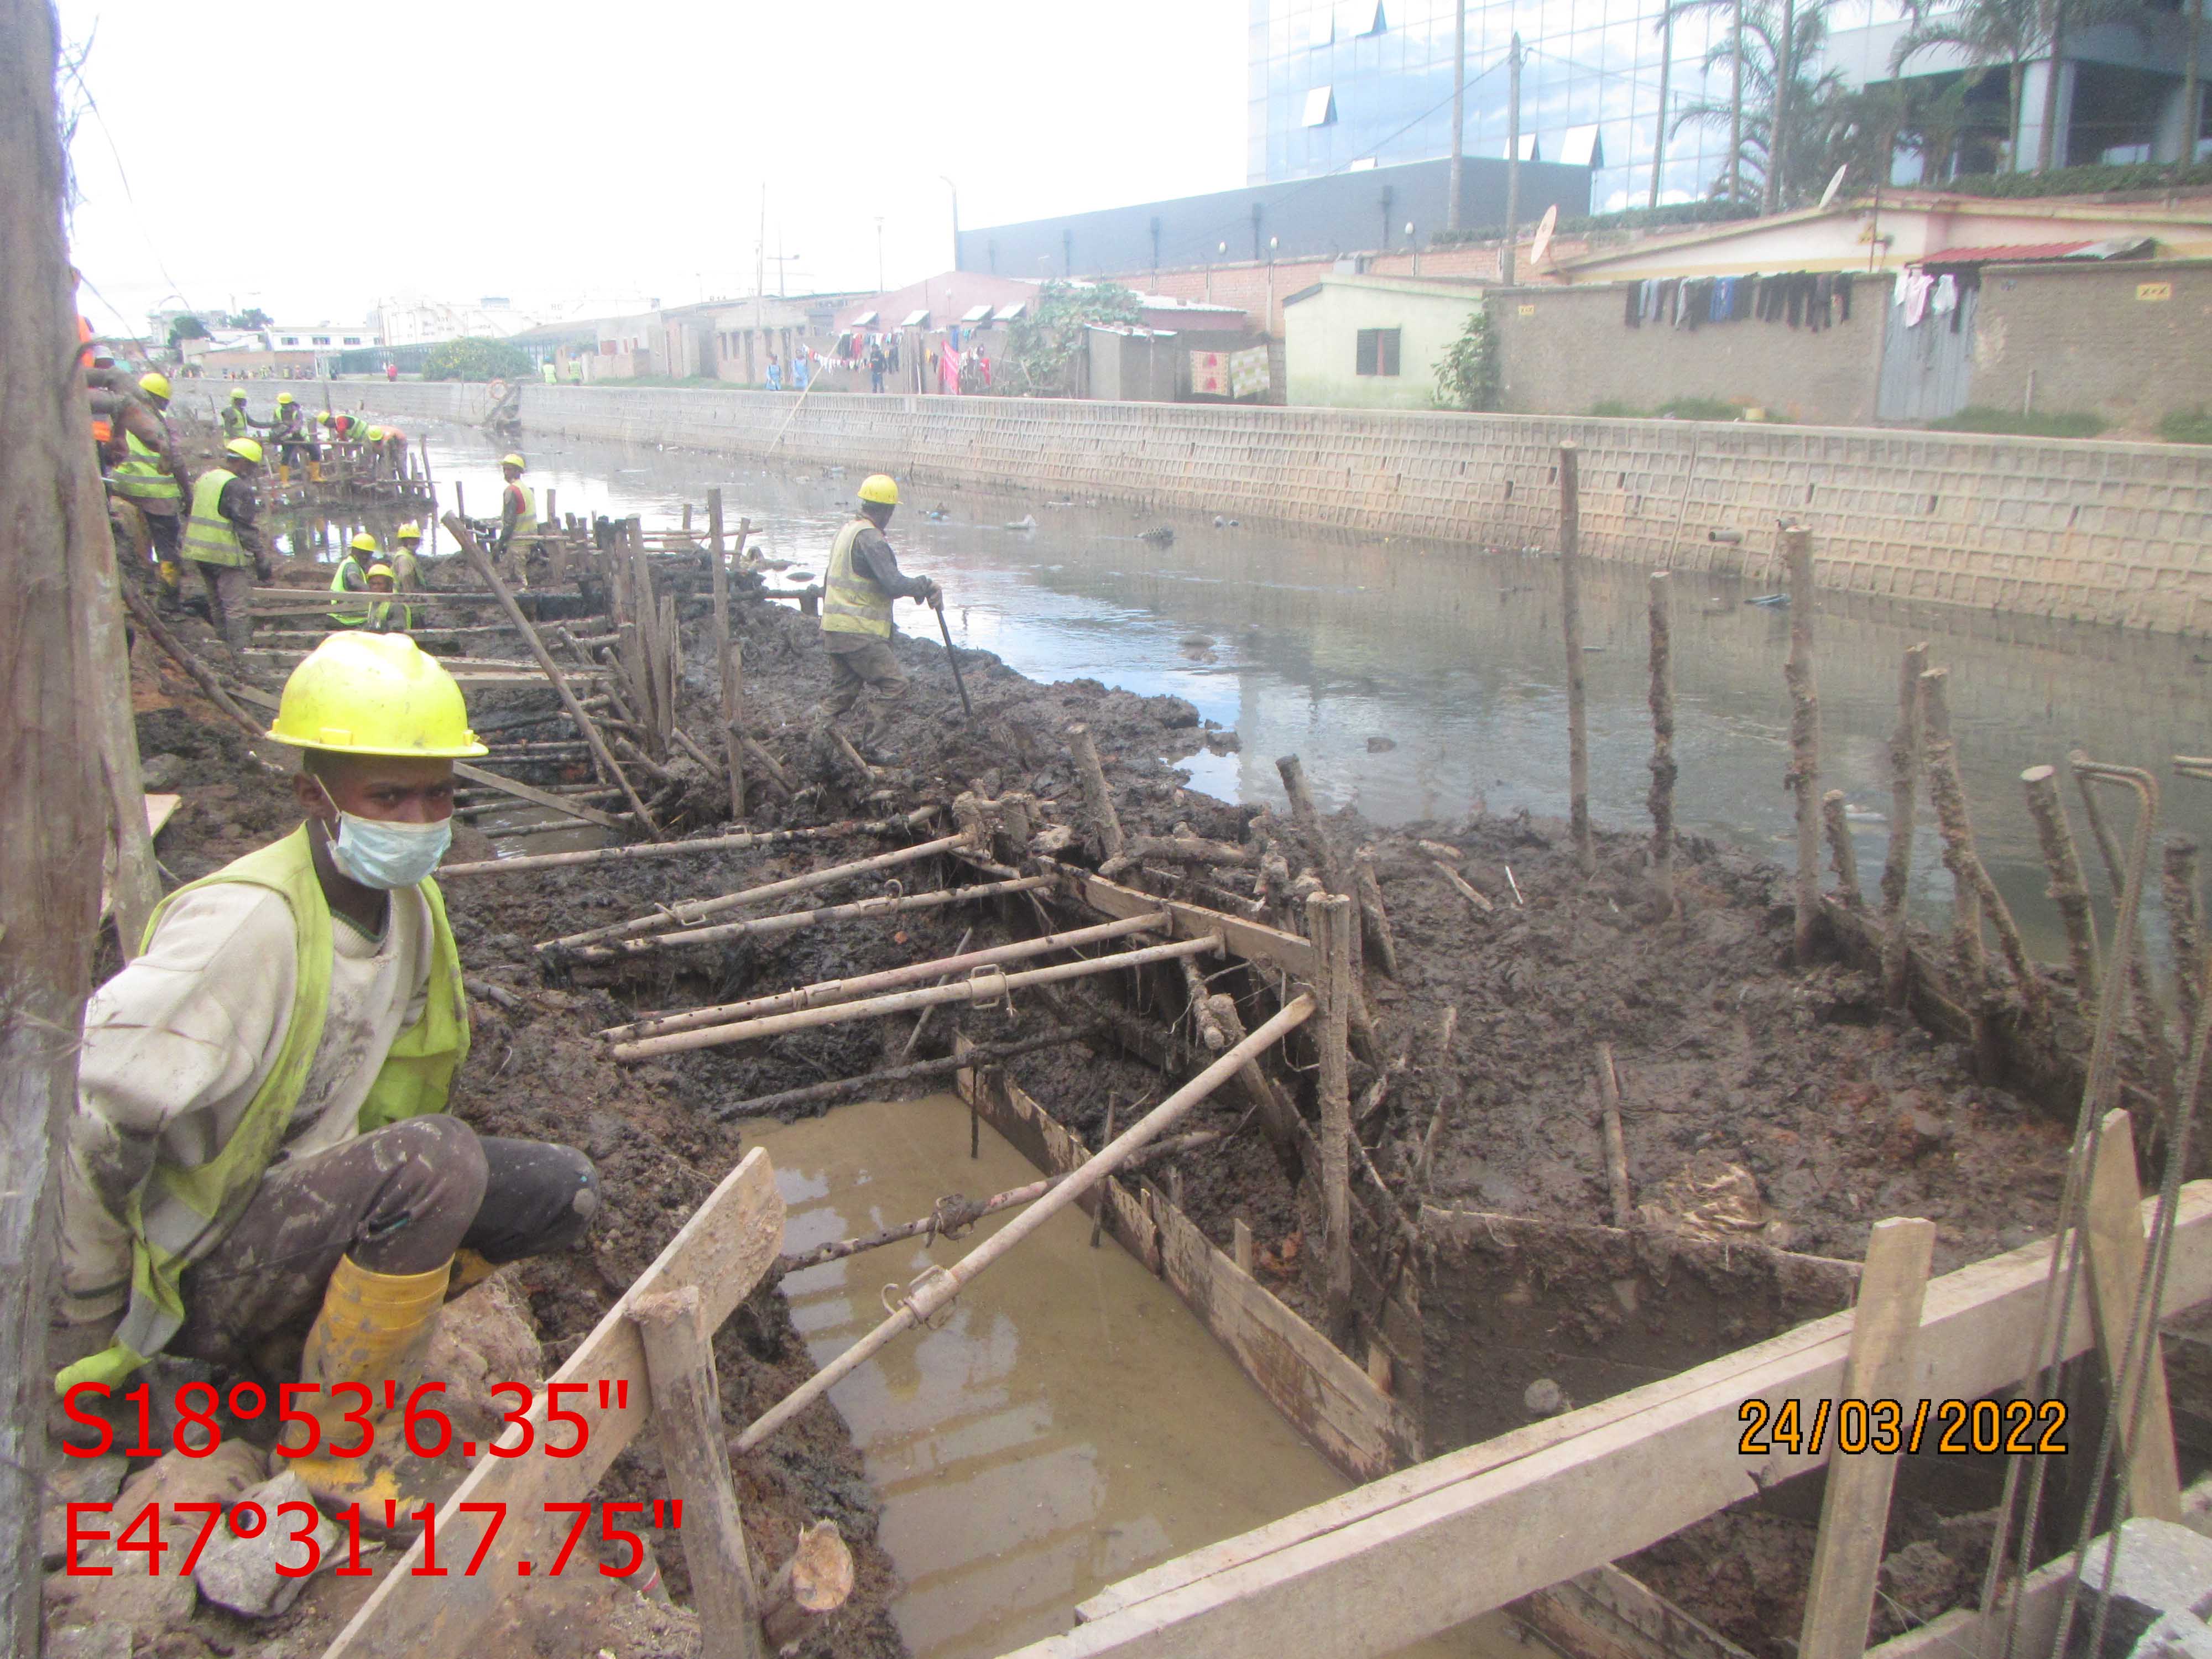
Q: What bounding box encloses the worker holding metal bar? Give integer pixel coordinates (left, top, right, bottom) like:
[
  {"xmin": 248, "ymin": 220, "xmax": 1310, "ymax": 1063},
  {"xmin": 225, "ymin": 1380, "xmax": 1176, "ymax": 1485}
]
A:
[
  {"xmin": 221, "ymin": 388, "xmax": 253, "ymax": 440},
  {"xmin": 820, "ymin": 473, "xmax": 940, "ymax": 752},
  {"xmin": 49, "ymin": 636, "xmax": 599, "ymax": 1512}
]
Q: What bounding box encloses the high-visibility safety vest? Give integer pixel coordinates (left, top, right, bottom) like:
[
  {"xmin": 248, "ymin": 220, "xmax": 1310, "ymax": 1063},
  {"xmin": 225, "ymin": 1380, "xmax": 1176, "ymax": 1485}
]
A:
[
  {"xmin": 328, "ymin": 555, "xmax": 372, "ymax": 625},
  {"xmin": 221, "ymin": 405, "xmax": 251, "ymax": 439},
  {"xmin": 182, "ymin": 469, "xmax": 252, "ymax": 567},
  {"xmin": 822, "ymin": 517, "xmax": 893, "ymax": 640},
  {"xmin": 504, "ymin": 482, "xmax": 537, "ymax": 539},
  {"xmin": 368, "ymin": 597, "xmax": 411, "ymax": 633},
  {"xmin": 108, "ymin": 430, "xmax": 181, "ymax": 508},
  {"xmin": 54, "ymin": 826, "xmax": 467, "ymax": 1395}
]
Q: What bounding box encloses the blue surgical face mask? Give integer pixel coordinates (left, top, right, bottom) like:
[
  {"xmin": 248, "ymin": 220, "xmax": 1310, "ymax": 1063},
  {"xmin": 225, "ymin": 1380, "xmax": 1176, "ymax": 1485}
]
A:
[{"xmin": 314, "ymin": 781, "xmax": 451, "ymax": 890}]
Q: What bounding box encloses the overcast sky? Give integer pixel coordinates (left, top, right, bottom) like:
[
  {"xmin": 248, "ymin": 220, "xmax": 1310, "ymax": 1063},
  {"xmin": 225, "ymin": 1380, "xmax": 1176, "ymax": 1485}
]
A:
[{"xmin": 56, "ymin": 0, "xmax": 1248, "ymax": 336}]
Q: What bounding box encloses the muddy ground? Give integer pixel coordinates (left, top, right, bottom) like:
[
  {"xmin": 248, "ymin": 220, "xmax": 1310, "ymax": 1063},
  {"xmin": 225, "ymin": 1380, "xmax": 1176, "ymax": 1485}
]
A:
[{"xmin": 76, "ymin": 521, "xmax": 2178, "ymax": 1658}]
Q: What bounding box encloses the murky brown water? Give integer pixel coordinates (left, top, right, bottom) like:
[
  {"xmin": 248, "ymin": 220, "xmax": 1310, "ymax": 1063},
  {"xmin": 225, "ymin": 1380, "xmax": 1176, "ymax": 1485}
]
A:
[{"xmin": 754, "ymin": 1097, "xmax": 1524, "ymax": 1659}]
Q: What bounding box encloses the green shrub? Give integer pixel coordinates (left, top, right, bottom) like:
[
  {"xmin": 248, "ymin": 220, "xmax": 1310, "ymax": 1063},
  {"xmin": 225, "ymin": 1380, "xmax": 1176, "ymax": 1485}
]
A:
[
  {"xmin": 1942, "ymin": 160, "xmax": 2212, "ymax": 200},
  {"xmin": 1433, "ymin": 307, "xmax": 1503, "ymax": 411},
  {"xmin": 1656, "ymin": 396, "xmax": 1745, "ymax": 422},
  {"xmin": 2161, "ymin": 408, "xmax": 2212, "ymax": 445},
  {"xmin": 1432, "ymin": 199, "xmax": 1761, "ymax": 248},
  {"xmin": 422, "ymin": 336, "xmax": 534, "ymax": 382},
  {"xmin": 1927, "ymin": 405, "xmax": 2108, "ymax": 438},
  {"xmin": 1589, "ymin": 399, "xmax": 1650, "ymax": 418}
]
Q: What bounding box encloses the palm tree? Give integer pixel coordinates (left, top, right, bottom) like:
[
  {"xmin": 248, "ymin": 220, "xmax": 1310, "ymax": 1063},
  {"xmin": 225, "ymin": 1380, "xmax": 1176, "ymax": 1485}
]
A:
[
  {"xmin": 1887, "ymin": 0, "xmax": 2043, "ymax": 172},
  {"xmin": 1664, "ymin": 0, "xmax": 1846, "ymax": 205}
]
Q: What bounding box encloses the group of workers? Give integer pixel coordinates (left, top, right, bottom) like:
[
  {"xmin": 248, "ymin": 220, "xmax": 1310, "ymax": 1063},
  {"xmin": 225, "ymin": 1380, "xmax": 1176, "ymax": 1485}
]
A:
[{"xmin": 216, "ymin": 389, "xmax": 410, "ymax": 484}]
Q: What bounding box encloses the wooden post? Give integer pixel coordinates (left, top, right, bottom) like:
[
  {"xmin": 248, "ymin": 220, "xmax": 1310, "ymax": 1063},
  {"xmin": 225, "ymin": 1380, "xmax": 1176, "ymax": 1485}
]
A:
[
  {"xmin": 1, "ymin": 7, "xmax": 116, "ymax": 1637},
  {"xmin": 1558, "ymin": 444, "xmax": 1593, "ymax": 876},
  {"xmin": 119, "ymin": 580, "xmax": 263, "ymax": 739},
  {"xmin": 1646, "ymin": 570, "xmax": 1677, "ymax": 916},
  {"xmin": 709, "ymin": 495, "xmax": 745, "ymax": 822},
  {"xmin": 1782, "ymin": 525, "xmax": 1820, "ymax": 962},
  {"xmin": 1922, "ymin": 669, "xmax": 2046, "ymax": 1023},
  {"xmin": 759, "ymin": 1522, "xmax": 855, "ymax": 1648},
  {"xmin": 1595, "ymin": 1044, "xmax": 1631, "ymax": 1229},
  {"xmin": 1879, "ymin": 644, "xmax": 1929, "ymax": 1006},
  {"xmin": 1794, "ymin": 1216, "xmax": 1937, "ymax": 1659},
  {"xmin": 1309, "ymin": 891, "xmax": 1357, "ymax": 1344},
  {"xmin": 442, "ymin": 512, "xmax": 661, "ymax": 836},
  {"xmin": 1069, "ymin": 723, "xmax": 1126, "ymax": 864},
  {"xmin": 2166, "ymin": 837, "xmax": 2203, "ymax": 1040},
  {"xmin": 658, "ymin": 591, "xmax": 679, "ymax": 756},
  {"xmin": 1233, "ymin": 1218, "xmax": 1254, "ymax": 1275},
  {"xmin": 2084, "ymin": 1108, "xmax": 2185, "ymax": 1523},
  {"xmin": 1821, "ymin": 790, "xmax": 1864, "ymax": 909},
  {"xmin": 1277, "ymin": 754, "xmax": 1352, "ymax": 897},
  {"xmin": 1353, "ymin": 848, "xmax": 1400, "ymax": 979},
  {"xmin": 2024, "ymin": 763, "xmax": 2099, "ymax": 1005},
  {"xmin": 630, "ymin": 1287, "xmax": 766, "ymax": 1659}
]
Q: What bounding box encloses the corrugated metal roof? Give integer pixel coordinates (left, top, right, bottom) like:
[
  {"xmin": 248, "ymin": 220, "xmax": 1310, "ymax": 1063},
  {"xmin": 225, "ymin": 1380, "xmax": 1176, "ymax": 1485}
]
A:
[
  {"xmin": 897, "ymin": 309, "xmax": 929, "ymax": 328},
  {"xmin": 1917, "ymin": 240, "xmax": 2093, "ymax": 265}
]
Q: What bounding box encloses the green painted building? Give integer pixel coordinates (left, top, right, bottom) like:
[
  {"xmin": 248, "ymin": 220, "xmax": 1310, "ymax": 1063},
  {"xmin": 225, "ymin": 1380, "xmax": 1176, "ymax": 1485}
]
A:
[{"xmin": 1282, "ymin": 274, "xmax": 1486, "ymax": 411}]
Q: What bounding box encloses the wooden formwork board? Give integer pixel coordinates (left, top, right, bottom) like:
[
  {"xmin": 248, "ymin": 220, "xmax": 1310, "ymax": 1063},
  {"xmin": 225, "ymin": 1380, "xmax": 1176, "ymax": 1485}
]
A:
[
  {"xmin": 320, "ymin": 1149, "xmax": 784, "ymax": 1659},
  {"xmin": 1032, "ymin": 1182, "xmax": 2212, "ymax": 1659},
  {"xmin": 1045, "ymin": 862, "xmax": 1316, "ymax": 980},
  {"xmin": 957, "ymin": 1047, "xmax": 1416, "ymax": 1483}
]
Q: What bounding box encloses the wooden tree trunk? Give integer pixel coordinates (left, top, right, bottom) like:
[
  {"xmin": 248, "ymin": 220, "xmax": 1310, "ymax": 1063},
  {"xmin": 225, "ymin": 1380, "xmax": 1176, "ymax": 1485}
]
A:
[
  {"xmin": 1558, "ymin": 444, "xmax": 1593, "ymax": 875},
  {"xmin": 1646, "ymin": 570, "xmax": 1677, "ymax": 915},
  {"xmin": 1782, "ymin": 526, "xmax": 1820, "ymax": 962},
  {"xmin": 1879, "ymin": 644, "xmax": 1929, "ymax": 1005},
  {"xmin": 1, "ymin": 6, "xmax": 114, "ymax": 1646}
]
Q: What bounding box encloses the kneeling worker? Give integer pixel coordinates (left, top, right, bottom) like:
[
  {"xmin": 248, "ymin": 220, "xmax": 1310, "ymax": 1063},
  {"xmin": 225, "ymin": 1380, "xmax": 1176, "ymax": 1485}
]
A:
[
  {"xmin": 51, "ymin": 635, "xmax": 599, "ymax": 1511},
  {"xmin": 821, "ymin": 473, "xmax": 940, "ymax": 746}
]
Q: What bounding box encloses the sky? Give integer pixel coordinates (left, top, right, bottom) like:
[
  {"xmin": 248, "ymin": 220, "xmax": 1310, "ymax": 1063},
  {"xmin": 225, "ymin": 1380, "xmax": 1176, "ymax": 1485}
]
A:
[{"xmin": 55, "ymin": 0, "xmax": 1249, "ymax": 337}]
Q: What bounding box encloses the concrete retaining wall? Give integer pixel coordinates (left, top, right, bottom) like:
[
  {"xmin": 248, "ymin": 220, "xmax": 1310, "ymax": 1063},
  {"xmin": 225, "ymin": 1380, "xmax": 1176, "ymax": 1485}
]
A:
[{"xmin": 314, "ymin": 379, "xmax": 2212, "ymax": 635}]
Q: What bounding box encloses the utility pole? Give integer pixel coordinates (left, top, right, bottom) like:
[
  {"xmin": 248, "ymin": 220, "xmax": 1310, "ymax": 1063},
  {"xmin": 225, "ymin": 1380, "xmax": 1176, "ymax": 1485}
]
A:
[
  {"xmin": 1729, "ymin": 0, "xmax": 1745, "ymax": 200},
  {"xmin": 1650, "ymin": 8, "xmax": 1673, "ymax": 208},
  {"xmin": 2187, "ymin": 0, "xmax": 2204, "ymax": 168},
  {"xmin": 875, "ymin": 217, "xmax": 885, "ymax": 293},
  {"xmin": 1447, "ymin": 0, "xmax": 1467, "ymax": 231},
  {"xmin": 941, "ymin": 175, "xmax": 961, "ymax": 273},
  {"xmin": 2, "ymin": 0, "xmax": 117, "ymax": 1646},
  {"xmin": 755, "ymin": 184, "xmax": 766, "ymax": 353},
  {"xmin": 1502, "ymin": 33, "xmax": 1522, "ymax": 285},
  {"xmin": 1766, "ymin": 0, "xmax": 1794, "ymax": 212}
]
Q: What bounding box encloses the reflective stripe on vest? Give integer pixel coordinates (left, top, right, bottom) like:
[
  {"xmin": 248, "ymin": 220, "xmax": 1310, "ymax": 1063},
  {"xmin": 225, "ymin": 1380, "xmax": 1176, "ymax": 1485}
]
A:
[
  {"xmin": 109, "ymin": 430, "xmax": 181, "ymax": 506},
  {"xmin": 329, "ymin": 555, "xmax": 371, "ymax": 624},
  {"xmin": 181, "ymin": 469, "xmax": 251, "ymax": 567},
  {"xmin": 821, "ymin": 518, "xmax": 893, "ymax": 639},
  {"xmin": 506, "ymin": 482, "xmax": 537, "ymax": 539},
  {"xmin": 55, "ymin": 826, "xmax": 468, "ymax": 1394}
]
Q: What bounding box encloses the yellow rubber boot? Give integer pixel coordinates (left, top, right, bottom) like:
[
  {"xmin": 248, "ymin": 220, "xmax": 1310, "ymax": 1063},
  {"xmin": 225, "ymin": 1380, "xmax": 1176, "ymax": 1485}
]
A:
[
  {"xmin": 308, "ymin": 460, "xmax": 324, "ymax": 483},
  {"xmin": 278, "ymin": 463, "xmax": 293, "ymax": 484},
  {"xmin": 446, "ymin": 1247, "xmax": 498, "ymax": 1299},
  {"xmin": 283, "ymin": 1255, "xmax": 451, "ymax": 1524}
]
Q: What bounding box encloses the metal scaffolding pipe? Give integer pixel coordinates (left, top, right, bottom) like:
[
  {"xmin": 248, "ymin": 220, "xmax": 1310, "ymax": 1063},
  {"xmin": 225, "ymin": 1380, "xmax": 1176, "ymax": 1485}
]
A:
[
  {"xmin": 733, "ymin": 992, "xmax": 1316, "ymax": 1452},
  {"xmin": 603, "ymin": 911, "xmax": 1170, "ymax": 1042},
  {"xmin": 613, "ymin": 934, "xmax": 1223, "ymax": 1061}
]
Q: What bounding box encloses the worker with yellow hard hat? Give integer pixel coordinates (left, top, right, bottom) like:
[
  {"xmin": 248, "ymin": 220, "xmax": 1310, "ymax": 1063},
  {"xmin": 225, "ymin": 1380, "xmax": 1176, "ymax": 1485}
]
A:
[
  {"xmin": 820, "ymin": 473, "xmax": 940, "ymax": 749},
  {"xmin": 329, "ymin": 531, "xmax": 380, "ymax": 627},
  {"xmin": 50, "ymin": 633, "xmax": 600, "ymax": 1516},
  {"xmin": 181, "ymin": 437, "xmax": 272, "ymax": 651},
  {"xmin": 221, "ymin": 388, "xmax": 253, "ymax": 441},
  {"xmin": 362, "ymin": 562, "xmax": 409, "ymax": 633},
  {"xmin": 105, "ymin": 371, "xmax": 191, "ymax": 598},
  {"xmin": 265, "ymin": 390, "xmax": 314, "ymax": 483},
  {"xmin": 391, "ymin": 522, "xmax": 425, "ymax": 593},
  {"xmin": 495, "ymin": 454, "xmax": 536, "ymax": 574}
]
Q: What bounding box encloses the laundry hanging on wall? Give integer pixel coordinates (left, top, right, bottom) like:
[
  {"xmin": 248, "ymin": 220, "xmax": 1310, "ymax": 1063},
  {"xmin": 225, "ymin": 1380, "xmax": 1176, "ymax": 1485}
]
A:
[{"xmin": 1623, "ymin": 272, "xmax": 1855, "ymax": 332}]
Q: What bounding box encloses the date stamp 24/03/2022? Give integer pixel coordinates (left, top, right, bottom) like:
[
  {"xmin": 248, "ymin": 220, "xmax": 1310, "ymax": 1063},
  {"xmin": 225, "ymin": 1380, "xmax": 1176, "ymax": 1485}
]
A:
[{"xmin": 1739, "ymin": 1397, "xmax": 2068, "ymax": 1458}]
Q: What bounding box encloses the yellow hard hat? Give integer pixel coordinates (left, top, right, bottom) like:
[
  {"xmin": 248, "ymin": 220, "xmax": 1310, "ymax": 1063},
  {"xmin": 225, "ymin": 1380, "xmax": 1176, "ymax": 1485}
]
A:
[
  {"xmin": 349, "ymin": 532, "xmax": 379, "ymax": 554},
  {"xmin": 395, "ymin": 522, "xmax": 422, "ymax": 542},
  {"xmin": 366, "ymin": 426, "xmax": 385, "ymax": 441},
  {"xmin": 366, "ymin": 563, "xmax": 395, "ymax": 582},
  {"xmin": 138, "ymin": 371, "xmax": 172, "ymax": 400},
  {"xmin": 229, "ymin": 388, "xmax": 247, "ymax": 400},
  {"xmin": 317, "ymin": 411, "xmax": 333, "ymax": 425},
  {"xmin": 858, "ymin": 473, "xmax": 899, "ymax": 506},
  {"xmin": 277, "ymin": 392, "xmax": 295, "ymax": 405},
  {"xmin": 224, "ymin": 437, "xmax": 264, "ymax": 465},
  {"xmin": 267, "ymin": 634, "xmax": 487, "ymax": 758},
  {"xmin": 500, "ymin": 453, "xmax": 525, "ymax": 471}
]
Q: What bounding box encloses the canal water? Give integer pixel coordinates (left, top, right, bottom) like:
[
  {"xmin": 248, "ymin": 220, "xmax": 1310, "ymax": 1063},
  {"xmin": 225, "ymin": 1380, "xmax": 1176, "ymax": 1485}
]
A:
[
  {"xmin": 753, "ymin": 1097, "xmax": 1521, "ymax": 1659},
  {"xmin": 387, "ymin": 415, "xmax": 2212, "ymax": 962}
]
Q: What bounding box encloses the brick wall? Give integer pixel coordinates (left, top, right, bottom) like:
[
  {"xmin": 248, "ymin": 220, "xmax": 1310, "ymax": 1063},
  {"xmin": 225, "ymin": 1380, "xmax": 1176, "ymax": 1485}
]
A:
[
  {"xmin": 1971, "ymin": 260, "xmax": 2212, "ymax": 432},
  {"xmin": 1489, "ymin": 276, "xmax": 1889, "ymax": 426},
  {"xmin": 324, "ymin": 380, "xmax": 2212, "ymax": 635}
]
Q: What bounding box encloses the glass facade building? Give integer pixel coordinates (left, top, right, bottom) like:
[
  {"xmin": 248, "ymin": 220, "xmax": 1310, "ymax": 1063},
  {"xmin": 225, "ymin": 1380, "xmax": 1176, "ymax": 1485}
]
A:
[{"xmin": 1251, "ymin": 0, "xmax": 1765, "ymax": 213}]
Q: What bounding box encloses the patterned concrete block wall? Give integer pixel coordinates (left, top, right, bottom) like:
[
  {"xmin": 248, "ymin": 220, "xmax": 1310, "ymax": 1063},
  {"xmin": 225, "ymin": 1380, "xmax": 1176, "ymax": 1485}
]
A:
[
  {"xmin": 1971, "ymin": 260, "xmax": 2212, "ymax": 433},
  {"xmin": 326, "ymin": 381, "xmax": 2212, "ymax": 635}
]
